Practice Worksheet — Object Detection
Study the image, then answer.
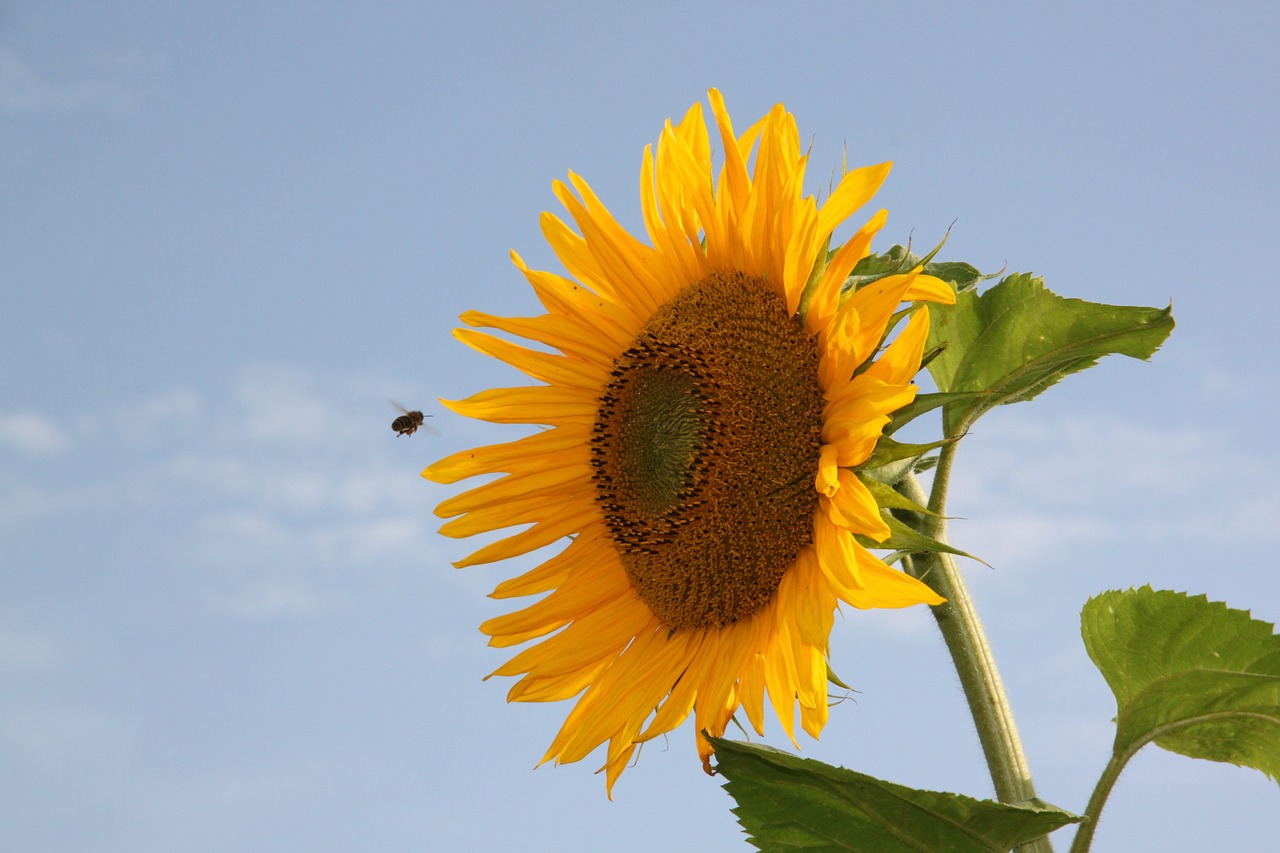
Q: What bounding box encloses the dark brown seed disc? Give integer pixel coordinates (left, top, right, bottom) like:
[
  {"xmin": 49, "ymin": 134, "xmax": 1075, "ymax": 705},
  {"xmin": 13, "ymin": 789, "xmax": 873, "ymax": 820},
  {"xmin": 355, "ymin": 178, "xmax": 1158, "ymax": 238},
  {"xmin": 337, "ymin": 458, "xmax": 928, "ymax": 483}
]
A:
[{"xmin": 589, "ymin": 271, "xmax": 824, "ymax": 630}]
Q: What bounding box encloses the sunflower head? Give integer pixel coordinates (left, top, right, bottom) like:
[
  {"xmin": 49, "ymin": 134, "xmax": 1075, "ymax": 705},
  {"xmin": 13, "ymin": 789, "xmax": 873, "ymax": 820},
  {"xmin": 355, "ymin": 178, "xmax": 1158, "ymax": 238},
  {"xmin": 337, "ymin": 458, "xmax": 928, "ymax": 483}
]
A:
[{"xmin": 426, "ymin": 89, "xmax": 955, "ymax": 795}]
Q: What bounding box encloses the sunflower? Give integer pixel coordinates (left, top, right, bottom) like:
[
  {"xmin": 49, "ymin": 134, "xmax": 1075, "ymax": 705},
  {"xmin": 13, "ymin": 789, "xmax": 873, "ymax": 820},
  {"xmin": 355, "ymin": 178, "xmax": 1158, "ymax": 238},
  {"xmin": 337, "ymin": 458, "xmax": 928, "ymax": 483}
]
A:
[{"xmin": 426, "ymin": 89, "xmax": 955, "ymax": 795}]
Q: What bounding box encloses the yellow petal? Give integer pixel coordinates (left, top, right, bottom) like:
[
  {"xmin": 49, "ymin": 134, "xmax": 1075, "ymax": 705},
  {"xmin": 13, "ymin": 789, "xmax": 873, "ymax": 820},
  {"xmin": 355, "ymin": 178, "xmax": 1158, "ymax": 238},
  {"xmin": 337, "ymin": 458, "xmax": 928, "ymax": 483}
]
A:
[
  {"xmin": 489, "ymin": 525, "xmax": 613, "ymax": 600},
  {"xmin": 480, "ymin": 550, "xmax": 628, "ymax": 645},
  {"xmin": 822, "ymin": 469, "xmax": 891, "ymax": 542},
  {"xmin": 492, "ymin": 595, "xmax": 654, "ymax": 682},
  {"xmin": 434, "ymin": 464, "xmax": 591, "ymax": 517},
  {"xmin": 638, "ymin": 146, "xmax": 703, "ymax": 299},
  {"xmin": 841, "ymin": 542, "xmax": 945, "ymax": 609},
  {"xmin": 815, "ymin": 162, "xmax": 892, "ymax": 241},
  {"xmin": 460, "ymin": 309, "xmax": 620, "ymax": 365},
  {"xmin": 511, "ymin": 251, "xmax": 639, "ymax": 349},
  {"xmin": 438, "ymin": 490, "xmax": 588, "ymax": 536},
  {"xmin": 506, "ymin": 660, "xmax": 610, "ymax": 703},
  {"xmin": 806, "ymin": 208, "xmax": 888, "ymax": 339},
  {"xmin": 904, "ymin": 272, "xmax": 956, "ymax": 304},
  {"xmin": 813, "ymin": 511, "xmax": 865, "ymax": 594},
  {"xmin": 861, "ymin": 306, "xmax": 931, "ymax": 386},
  {"xmin": 815, "ymin": 444, "xmax": 840, "ymax": 496},
  {"xmin": 708, "ymin": 88, "xmax": 750, "ymax": 217},
  {"xmin": 443, "ymin": 385, "xmax": 598, "ymax": 425},
  {"xmin": 451, "ymin": 502, "xmax": 599, "ymax": 567},
  {"xmin": 423, "ymin": 424, "xmax": 588, "ymax": 484}
]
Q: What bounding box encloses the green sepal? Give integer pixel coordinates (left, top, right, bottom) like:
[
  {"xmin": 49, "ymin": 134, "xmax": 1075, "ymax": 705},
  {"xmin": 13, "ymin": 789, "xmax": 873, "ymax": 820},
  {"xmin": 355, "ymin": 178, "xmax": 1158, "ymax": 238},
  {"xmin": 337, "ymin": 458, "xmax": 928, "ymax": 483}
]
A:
[
  {"xmin": 712, "ymin": 737, "xmax": 1079, "ymax": 852},
  {"xmin": 826, "ymin": 662, "xmax": 855, "ymax": 693},
  {"xmin": 912, "ymin": 454, "xmax": 938, "ymax": 475},
  {"xmin": 860, "ymin": 436, "xmax": 950, "ymax": 485},
  {"xmin": 797, "ymin": 233, "xmax": 834, "ymax": 318},
  {"xmin": 917, "ymin": 342, "xmax": 947, "ymax": 372},
  {"xmin": 856, "ymin": 516, "xmax": 988, "ymax": 567},
  {"xmin": 846, "ymin": 242, "xmax": 993, "ymax": 295},
  {"xmin": 885, "ymin": 391, "xmax": 988, "ymax": 435},
  {"xmin": 1082, "ymin": 587, "xmax": 1280, "ymax": 783},
  {"xmin": 862, "ymin": 476, "xmax": 936, "ymax": 517},
  {"xmin": 925, "ymin": 273, "xmax": 1175, "ymax": 436}
]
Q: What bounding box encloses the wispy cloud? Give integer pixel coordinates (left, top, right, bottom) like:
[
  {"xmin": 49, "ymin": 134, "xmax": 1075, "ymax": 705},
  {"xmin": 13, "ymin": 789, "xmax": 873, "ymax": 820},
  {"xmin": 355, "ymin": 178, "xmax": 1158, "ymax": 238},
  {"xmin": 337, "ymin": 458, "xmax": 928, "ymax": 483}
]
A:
[
  {"xmin": 942, "ymin": 413, "xmax": 1277, "ymax": 565},
  {"xmin": 213, "ymin": 575, "xmax": 340, "ymax": 619},
  {"xmin": 2, "ymin": 365, "xmax": 451, "ymax": 619},
  {"xmin": 0, "ymin": 411, "xmax": 72, "ymax": 455},
  {"xmin": 106, "ymin": 388, "xmax": 205, "ymax": 447}
]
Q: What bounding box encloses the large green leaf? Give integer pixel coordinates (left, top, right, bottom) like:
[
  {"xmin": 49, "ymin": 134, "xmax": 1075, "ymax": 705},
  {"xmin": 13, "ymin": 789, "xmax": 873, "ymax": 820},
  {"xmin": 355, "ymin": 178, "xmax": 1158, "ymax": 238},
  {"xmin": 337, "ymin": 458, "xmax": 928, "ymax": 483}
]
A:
[
  {"xmin": 1081, "ymin": 587, "xmax": 1280, "ymax": 781},
  {"xmin": 713, "ymin": 738, "xmax": 1078, "ymax": 852},
  {"xmin": 924, "ymin": 274, "xmax": 1174, "ymax": 436}
]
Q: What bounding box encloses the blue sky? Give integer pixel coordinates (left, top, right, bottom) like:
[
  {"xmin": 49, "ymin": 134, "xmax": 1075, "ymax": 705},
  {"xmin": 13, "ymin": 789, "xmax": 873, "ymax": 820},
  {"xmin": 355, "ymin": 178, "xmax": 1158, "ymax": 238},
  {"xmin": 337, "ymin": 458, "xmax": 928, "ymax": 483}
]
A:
[{"xmin": 2, "ymin": 2, "xmax": 1277, "ymax": 850}]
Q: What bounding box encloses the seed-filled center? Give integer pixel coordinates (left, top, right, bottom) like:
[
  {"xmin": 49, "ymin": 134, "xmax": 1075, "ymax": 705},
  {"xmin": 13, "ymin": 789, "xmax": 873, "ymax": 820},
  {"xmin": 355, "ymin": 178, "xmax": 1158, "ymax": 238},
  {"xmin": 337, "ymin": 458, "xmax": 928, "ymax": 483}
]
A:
[{"xmin": 589, "ymin": 271, "xmax": 825, "ymax": 630}]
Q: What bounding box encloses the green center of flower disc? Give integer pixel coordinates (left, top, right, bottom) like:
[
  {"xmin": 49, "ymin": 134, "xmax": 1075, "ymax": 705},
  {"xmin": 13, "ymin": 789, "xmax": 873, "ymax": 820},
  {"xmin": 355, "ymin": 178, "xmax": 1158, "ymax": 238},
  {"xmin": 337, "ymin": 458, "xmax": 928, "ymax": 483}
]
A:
[{"xmin": 590, "ymin": 271, "xmax": 825, "ymax": 630}]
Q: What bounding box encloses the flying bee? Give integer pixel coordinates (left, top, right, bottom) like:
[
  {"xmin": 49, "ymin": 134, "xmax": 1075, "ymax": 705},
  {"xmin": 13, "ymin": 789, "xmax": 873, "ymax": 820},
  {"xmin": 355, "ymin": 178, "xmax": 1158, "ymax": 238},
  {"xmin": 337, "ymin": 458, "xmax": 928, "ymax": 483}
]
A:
[{"xmin": 390, "ymin": 402, "xmax": 432, "ymax": 437}]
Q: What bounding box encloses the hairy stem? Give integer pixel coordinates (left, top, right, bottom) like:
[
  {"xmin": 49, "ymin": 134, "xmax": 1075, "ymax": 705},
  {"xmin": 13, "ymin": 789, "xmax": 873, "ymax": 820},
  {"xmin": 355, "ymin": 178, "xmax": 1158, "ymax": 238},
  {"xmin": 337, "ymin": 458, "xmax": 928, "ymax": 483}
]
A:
[
  {"xmin": 900, "ymin": 441, "xmax": 1053, "ymax": 853},
  {"xmin": 1068, "ymin": 752, "xmax": 1127, "ymax": 853}
]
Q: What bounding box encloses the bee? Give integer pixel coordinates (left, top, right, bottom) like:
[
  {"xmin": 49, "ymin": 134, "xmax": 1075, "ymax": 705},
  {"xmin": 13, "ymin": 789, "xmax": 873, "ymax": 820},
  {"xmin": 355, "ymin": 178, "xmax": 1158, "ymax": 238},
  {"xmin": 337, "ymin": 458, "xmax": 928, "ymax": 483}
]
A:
[{"xmin": 390, "ymin": 402, "xmax": 431, "ymax": 437}]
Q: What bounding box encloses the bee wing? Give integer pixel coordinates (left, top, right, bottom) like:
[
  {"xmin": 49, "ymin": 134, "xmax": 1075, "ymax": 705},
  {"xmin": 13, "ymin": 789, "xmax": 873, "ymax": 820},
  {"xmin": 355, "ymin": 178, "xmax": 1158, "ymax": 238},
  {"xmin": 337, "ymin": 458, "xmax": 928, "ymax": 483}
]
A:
[{"xmin": 389, "ymin": 400, "xmax": 438, "ymax": 435}]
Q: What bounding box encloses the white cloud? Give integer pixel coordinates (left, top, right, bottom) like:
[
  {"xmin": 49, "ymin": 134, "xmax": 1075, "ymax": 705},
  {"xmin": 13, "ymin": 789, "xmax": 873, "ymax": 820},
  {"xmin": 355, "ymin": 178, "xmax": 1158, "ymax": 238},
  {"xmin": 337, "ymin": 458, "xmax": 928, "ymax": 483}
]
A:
[
  {"xmin": 164, "ymin": 452, "xmax": 431, "ymax": 518},
  {"xmin": 187, "ymin": 509, "xmax": 435, "ymax": 571},
  {"xmin": 1, "ymin": 366, "xmax": 451, "ymax": 621},
  {"xmin": 0, "ymin": 479, "xmax": 133, "ymax": 522},
  {"xmin": 954, "ymin": 416, "xmax": 1209, "ymax": 506},
  {"xmin": 178, "ymin": 489, "xmax": 441, "ymax": 618},
  {"xmin": 949, "ymin": 512, "xmax": 1112, "ymax": 567},
  {"xmin": 215, "ymin": 577, "xmax": 339, "ymax": 618},
  {"xmin": 940, "ymin": 413, "xmax": 1279, "ymax": 564},
  {"xmin": 107, "ymin": 387, "xmax": 205, "ymax": 446},
  {"xmin": 0, "ymin": 411, "xmax": 71, "ymax": 455},
  {"xmin": 229, "ymin": 365, "xmax": 366, "ymax": 446}
]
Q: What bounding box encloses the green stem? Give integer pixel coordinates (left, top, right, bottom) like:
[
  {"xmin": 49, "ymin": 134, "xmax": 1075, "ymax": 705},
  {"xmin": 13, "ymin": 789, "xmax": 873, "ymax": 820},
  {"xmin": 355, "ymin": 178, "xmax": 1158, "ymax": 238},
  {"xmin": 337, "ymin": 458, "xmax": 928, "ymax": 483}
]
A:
[
  {"xmin": 1068, "ymin": 752, "xmax": 1126, "ymax": 853},
  {"xmin": 900, "ymin": 440, "xmax": 1053, "ymax": 853}
]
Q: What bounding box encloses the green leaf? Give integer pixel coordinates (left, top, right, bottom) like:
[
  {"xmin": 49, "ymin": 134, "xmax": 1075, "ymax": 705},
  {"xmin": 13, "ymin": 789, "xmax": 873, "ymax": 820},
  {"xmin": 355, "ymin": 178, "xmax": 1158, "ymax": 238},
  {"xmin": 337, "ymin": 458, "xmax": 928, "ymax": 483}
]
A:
[
  {"xmin": 712, "ymin": 738, "xmax": 1078, "ymax": 852},
  {"xmin": 1081, "ymin": 587, "xmax": 1280, "ymax": 782},
  {"xmin": 924, "ymin": 274, "xmax": 1174, "ymax": 436}
]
